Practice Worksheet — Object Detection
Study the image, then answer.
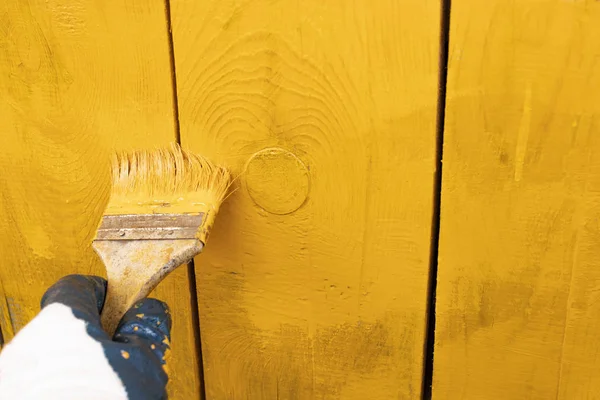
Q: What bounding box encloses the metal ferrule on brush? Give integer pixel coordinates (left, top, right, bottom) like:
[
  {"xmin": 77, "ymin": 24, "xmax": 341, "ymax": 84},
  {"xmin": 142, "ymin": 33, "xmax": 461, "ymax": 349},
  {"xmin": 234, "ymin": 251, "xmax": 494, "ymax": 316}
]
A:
[{"xmin": 95, "ymin": 213, "xmax": 213, "ymax": 243}]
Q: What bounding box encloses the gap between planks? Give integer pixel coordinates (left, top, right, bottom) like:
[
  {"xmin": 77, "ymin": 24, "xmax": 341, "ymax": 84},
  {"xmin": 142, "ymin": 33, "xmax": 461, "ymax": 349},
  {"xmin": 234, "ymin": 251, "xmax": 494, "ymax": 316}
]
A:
[{"xmin": 422, "ymin": 0, "xmax": 452, "ymax": 398}]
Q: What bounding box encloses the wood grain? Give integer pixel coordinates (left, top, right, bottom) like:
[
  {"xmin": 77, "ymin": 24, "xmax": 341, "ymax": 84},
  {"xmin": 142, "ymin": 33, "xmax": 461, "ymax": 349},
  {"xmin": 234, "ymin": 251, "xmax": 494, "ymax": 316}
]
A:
[
  {"xmin": 0, "ymin": 1, "xmax": 201, "ymax": 398},
  {"xmin": 433, "ymin": 1, "xmax": 600, "ymax": 398},
  {"xmin": 170, "ymin": 0, "xmax": 440, "ymax": 398}
]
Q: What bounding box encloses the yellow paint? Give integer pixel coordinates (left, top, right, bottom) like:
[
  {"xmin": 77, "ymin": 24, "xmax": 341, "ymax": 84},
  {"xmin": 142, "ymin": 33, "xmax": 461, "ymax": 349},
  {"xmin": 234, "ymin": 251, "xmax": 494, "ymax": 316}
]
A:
[
  {"xmin": 105, "ymin": 199, "xmax": 215, "ymax": 216},
  {"xmin": 514, "ymin": 84, "xmax": 532, "ymax": 182},
  {"xmin": 434, "ymin": 1, "xmax": 600, "ymax": 399},
  {"xmin": 244, "ymin": 148, "xmax": 310, "ymax": 215},
  {"xmin": 121, "ymin": 350, "xmax": 130, "ymax": 360},
  {"xmin": 171, "ymin": 0, "xmax": 440, "ymax": 398},
  {"xmin": 0, "ymin": 1, "xmax": 201, "ymax": 398},
  {"xmin": 105, "ymin": 144, "xmax": 230, "ymax": 222},
  {"xmin": 0, "ymin": 285, "xmax": 14, "ymax": 347},
  {"xmin": 162, "ymin": 345, "xmax": 172, "ymax": 375},
  {"xmin": 25, "ymin": 225, "xmax": 55, "ymax": 259}
]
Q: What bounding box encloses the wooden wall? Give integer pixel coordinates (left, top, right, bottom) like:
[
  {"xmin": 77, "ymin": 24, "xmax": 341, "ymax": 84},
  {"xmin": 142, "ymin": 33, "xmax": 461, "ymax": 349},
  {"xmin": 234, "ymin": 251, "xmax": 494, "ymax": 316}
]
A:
[{"xmin": 2, "ymin": 0, "xmax": 600, "ymax": 399}]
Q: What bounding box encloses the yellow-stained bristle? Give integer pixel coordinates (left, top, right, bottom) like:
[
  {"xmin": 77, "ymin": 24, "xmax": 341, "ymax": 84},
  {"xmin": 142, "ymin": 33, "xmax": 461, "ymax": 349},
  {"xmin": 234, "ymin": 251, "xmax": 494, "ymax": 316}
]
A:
[{"xmin": 105, "ymin": 143, "xmax": 231, "ymax": 216}]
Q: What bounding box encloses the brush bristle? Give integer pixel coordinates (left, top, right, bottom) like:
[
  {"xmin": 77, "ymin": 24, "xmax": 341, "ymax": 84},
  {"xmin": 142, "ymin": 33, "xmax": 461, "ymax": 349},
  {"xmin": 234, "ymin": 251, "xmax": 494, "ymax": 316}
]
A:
[{"xmin": 105, "ymin": 143, "xmax": 231, "ymax": 215}]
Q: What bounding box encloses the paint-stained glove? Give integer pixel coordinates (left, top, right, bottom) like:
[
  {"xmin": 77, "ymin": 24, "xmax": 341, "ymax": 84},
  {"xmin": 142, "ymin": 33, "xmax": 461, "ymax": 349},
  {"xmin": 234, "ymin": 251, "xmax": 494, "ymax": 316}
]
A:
[{"xmin": 0, "ymin": 274, "xmax": 171, "ymax": 400}]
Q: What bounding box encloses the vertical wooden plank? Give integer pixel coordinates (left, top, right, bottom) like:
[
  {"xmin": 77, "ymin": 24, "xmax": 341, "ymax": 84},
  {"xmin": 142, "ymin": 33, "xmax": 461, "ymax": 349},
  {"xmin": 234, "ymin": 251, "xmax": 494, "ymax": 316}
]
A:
[
  {"xmin": 0, "ymin": 1, "xmax": 201, "ymax": 398},
  {"xmin": 434, "ymin": 1, "xmax": 600, "ymax": 399},
  {"xmin": 0, "ymin": 278, "xmax": 14, "ymax": 348},
  {"xmin": 171, "ymin": 0, "xmax": 440, "ymax": 398}
]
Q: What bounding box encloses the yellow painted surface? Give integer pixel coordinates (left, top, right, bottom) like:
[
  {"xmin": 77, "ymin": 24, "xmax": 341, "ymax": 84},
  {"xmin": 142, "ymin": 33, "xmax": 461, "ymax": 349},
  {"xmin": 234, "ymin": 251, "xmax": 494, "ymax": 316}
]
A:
[
  {"xmin": 0, "ymin": 1, "xmax": 201, "ymax": 398},
  {"xmin": 434, "ymin": 1, "xmax": 600, "ymax": 399},
  {"xmin": 170, "ymin": 0, "xmax": 440, "ymax": 398}
]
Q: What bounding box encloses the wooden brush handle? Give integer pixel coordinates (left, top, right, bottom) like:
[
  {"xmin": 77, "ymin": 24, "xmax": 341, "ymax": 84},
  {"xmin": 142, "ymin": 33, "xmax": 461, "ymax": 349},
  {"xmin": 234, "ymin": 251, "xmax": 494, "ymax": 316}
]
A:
[
  {"xmin": 101, "ymin": 283, "xmax": 142, "ymax": 337},
  {"xmin": 93, "ymin": 239, "xmax": 204, "ymax": 337}
]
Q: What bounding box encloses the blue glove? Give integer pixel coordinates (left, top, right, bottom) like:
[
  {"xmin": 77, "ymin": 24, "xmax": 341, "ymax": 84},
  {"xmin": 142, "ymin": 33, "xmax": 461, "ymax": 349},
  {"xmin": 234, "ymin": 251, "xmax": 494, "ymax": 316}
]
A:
[{"xmin": 0, "ymin": 274, "xmax": 172, "ymax": 400}]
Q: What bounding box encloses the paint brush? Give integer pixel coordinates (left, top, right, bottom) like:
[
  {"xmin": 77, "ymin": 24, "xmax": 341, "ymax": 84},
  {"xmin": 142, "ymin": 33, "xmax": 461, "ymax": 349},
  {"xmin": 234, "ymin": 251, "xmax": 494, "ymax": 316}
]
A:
[{"xmin": 92, "ymin": 143, "xmax": 230, "ymax": 335}]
